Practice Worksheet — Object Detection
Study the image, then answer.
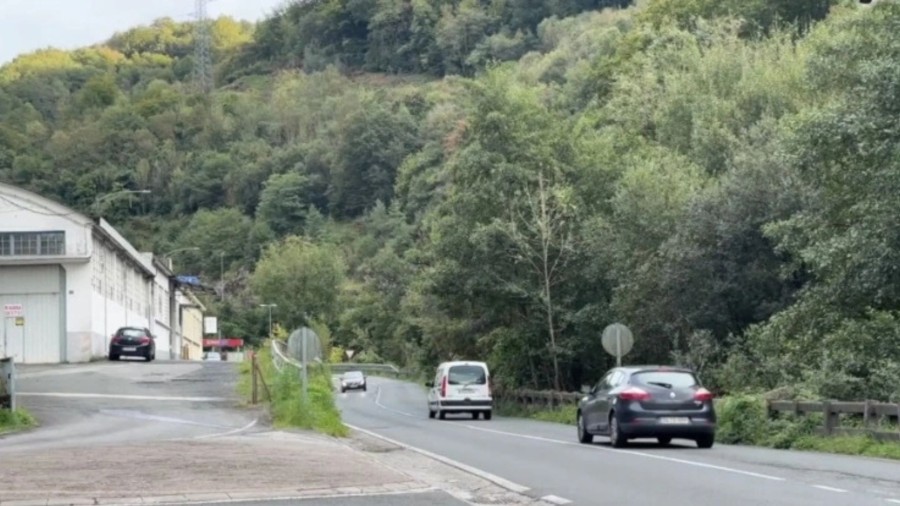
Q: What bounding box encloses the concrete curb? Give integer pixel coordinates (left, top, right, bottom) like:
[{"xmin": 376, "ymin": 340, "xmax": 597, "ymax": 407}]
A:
[{"xmin": 0, "ymin": 482, "xmax": 433, "ymax": 506}]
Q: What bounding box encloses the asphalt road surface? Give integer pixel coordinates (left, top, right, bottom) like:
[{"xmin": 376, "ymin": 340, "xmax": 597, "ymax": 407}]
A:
[
  {"xmin": 3, "ymin": 359, "xmax": 256, "ymax": 453},
  {"xmin": 337, "ymin": 376, "xmax": 900, "ymax": 506}
]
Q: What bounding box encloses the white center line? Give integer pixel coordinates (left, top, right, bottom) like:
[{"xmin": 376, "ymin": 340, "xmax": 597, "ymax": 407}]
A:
[
  {"xmin": 812, "ymin": 485, "xmax": 848, "ymax": 493},
  {"xmin": 461, "ymin": 424, "xmax": 786, "ymax": 482},
  {"xmin": 542, "ymin": 494, "xmax": 573, "ymax": 505},
  {"xmin": 884, "ymin": 499, "xmax": 900, "ymax": 504}
]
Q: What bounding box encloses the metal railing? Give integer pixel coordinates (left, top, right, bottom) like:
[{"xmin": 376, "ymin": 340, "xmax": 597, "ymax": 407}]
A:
[{"xmin": 271, "ymin": 339, "xmax": 301, "ymax": 372}]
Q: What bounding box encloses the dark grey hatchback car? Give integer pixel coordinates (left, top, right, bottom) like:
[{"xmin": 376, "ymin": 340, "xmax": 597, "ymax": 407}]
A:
[{"xmin": 576, "ymin": 366, "xmax": 716, "ymax": 448}]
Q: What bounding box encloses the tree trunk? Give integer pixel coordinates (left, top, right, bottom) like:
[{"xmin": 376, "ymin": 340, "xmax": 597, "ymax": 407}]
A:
[{"xmin": 538, "ymin": 174, "xmax": 562, "ymax": 391}]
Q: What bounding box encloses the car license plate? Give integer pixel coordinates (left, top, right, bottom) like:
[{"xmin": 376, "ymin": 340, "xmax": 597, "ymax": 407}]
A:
[
  {"xmin": 659, "ymin": 417, "xmax": 690, "ymax": 425},
  {"xmin": 459, "ymin": 388, "xmax": 474, "ymax": 393},
  {"xmin": 123, "ymin": 347, "xmax": 137, "ymax": 352}
]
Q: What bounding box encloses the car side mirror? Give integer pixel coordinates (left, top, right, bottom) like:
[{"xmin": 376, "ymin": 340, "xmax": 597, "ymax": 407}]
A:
[{"xmin": 425, "ymin": 381, "xmax": 434, "ymax": 388}]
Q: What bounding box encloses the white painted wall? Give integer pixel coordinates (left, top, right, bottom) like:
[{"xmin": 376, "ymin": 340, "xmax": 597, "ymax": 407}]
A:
[
  {"xmin": 64, "ymin": 262, "xmax": 94, "ymax": 362},
  {"xmin": 88, "ymin": 238, "xmax": 152, "ymax": 359},
  {"xmin": 0, "ymin": 186, "xmax": 93, "ymax": 259},
  {"xmin": 1, "ymin": 184, "xmax": 170, "ymax": 363}
]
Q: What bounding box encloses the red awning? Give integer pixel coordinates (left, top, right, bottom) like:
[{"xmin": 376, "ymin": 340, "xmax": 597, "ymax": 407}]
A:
[{"xmin": 203, "ymin": 338, "xmax": 244, "ymax": 348}]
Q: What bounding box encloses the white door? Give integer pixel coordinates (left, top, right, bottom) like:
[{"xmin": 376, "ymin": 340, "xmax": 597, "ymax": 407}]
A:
[
  {"xmin": 0, "ymin": 265, "xmax": 65, "ymax": 364},
  {"xmin": 1, "ymin": 318, "xmax": 24, "ymax": 360}
]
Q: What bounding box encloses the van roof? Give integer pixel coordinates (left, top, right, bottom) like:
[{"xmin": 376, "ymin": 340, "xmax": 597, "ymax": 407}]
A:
[{"xmin": 439, "ymin": 361, "xmax": 488, "ymax": 368}]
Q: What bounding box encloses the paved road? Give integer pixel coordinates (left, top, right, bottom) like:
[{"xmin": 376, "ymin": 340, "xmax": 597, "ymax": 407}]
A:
[
  {"xmin": 2, "ymin": 359, "xmax": 256, "ymax": 453},
  {"xmin": 337, "ymin": 376, "xmax": 900, "ymax": 506},
  {"xmin": 229, "ymin": 490, "xmax": 467, "ymax": 506}
]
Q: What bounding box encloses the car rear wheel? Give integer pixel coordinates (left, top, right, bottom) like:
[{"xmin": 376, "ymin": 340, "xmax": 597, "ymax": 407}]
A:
[
  {"xmin": 438, "ymin": 410, "xmax": 446, "ymax": 420},
  {"xmin": 696, "ymin": 435, "xmax": 715, "ymax": 449},
  {"xmin": 609, "ymin": 414, "xmax": 627, "ymax": 448},
  {"xmin": 658, "ymin": 437, "xmax": 672, "ymax": 446},
  {"xmin": 577, "ymin": 413, "xmax": 593, "ymax": 444},
  {"xmin": 109, "ymin": 354, "xmax": 119, "ymax": 361},
  {"xmin": 428, "ymin": 410, "xmax": 435, "ymax": 419},
  {"xmin": 471, "ymin": 411, "xmax": 479, "ymax": 420},
  {"xmin": 483, "ymin": 411, "xmax": 492, "ymax": 421}
]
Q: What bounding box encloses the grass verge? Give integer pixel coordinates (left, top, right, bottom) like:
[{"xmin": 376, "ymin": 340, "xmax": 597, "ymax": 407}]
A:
[
  {"xmin": 496, "ymin": 394, "xmax": 900, "ymax": 460},
  {"xmin": 0, "ymin": 408, "xmax": 36, "ymax": 435},
  {"xmin": 238, "ymin": 342, "xmax": 348, "ymax": 437}
]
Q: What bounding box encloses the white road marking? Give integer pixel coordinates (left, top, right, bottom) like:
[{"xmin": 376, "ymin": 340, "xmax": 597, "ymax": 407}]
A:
[
  {"xmin": 99, "ymin": 409, "xmax": 232, "ymax": 428},
  {"xmin": 344, "ymin": 422, "xmax": 531, "ymax": 494},
  {"xmin": 542, "ymin": 494, "xmax": 573, "ymax": 504},
  {"xmin": 461, "ymin": 424, "xmax": 786, "ymax": 482},
  {"xmin": 885, "ymin": 499, "xmax": 900, "ymax": 504},
  {"xmin": 17, "ymin": 364, "xmax": 127, "ymax": 379},
  {"xmin": 16, "ymin": 392, "xmax": 231, "ymax": 402},
  {"xmin": 193, "ymin": 418, "xmax": 259, "ymax": 440},
  {"xmin": 375, "ymin": 385, "xmax": 418, "ymax": 418},
  {"xmin": 811, "ymin": 485, "xmax": 848, "ymax": 493}
]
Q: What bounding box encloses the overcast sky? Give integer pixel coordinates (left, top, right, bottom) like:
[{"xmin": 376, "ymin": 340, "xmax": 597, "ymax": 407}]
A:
[{"xmin": 0, "ymin": 0, "xmax": 290, "ymax": 64}]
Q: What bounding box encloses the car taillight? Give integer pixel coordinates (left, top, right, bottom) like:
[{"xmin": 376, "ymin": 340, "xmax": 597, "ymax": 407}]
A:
[
  {"xmin": 486, "ymin": 377, "xmax": 491, "ymax": 396},
  {"xmin": 441, "ymin": 376, "xmax": 448, "ymax": 397},
  {"xmin": 111, "ymin": 335, "xmax": 120, "ymax": 344},
  {"xmin": 618, "ymin": 387, "xmax": 651, "ymax": 401},
  {"xmin": 694, "ymin": 388, "xmax": 714, "ymax": 402},
  {"xmin": 139, "ymin": 337, "xmax": 151, "ymax": 345}
]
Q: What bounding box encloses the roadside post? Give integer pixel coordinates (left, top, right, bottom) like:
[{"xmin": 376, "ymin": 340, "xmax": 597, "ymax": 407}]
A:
[
  {"xmin": 601, "ymin": 323, "xmax": 634, "ymax": 367},
  {"xmin": 0, "ymin": 357, "xmax": 15, "ymax": 411}
]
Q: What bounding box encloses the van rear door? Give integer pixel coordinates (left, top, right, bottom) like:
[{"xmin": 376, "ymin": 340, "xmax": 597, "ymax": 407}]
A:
[{"xmin": 446, "ymin": 364, "xmax": 490, "ymax": 399}]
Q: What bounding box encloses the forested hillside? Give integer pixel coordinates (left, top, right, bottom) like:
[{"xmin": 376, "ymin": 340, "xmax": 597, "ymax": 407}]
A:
[{"xmin": 1, "ymin": 0, "xmax": 898, "ymax": 400}]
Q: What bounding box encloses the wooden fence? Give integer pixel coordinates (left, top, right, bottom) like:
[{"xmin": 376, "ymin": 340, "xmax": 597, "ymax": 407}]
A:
[
  {"xmin": 767, "ymin": 400, "xmax": 900, "ymax": 442},
  {"xmin": 493, "ymin": 389, "xmax": 900, "ymax": 442}
]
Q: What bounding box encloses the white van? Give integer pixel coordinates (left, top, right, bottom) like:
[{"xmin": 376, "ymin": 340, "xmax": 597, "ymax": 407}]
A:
[{"xmin": 426, "ymin": 361, "xmax": 493, "ymax": 420}]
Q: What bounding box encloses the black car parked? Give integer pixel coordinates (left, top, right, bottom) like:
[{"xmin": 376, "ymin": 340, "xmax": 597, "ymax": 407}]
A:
[
  {"xmin": 109, "ymin": 327, "xmax": 156, "ymax": 362},
  {"xmin": 576, "ymin": 366, "xmax": 716, "ymax": 448}
]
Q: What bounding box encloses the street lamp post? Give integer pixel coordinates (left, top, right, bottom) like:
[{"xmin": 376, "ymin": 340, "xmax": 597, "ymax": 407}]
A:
[
  {"xmin": 219, "ymin": 251, "xmax": 226, "ymax": 301},
  {"xmin": 91, "ymin": 189, "xmax": 151, "ymax": 216},
  {"xmin": 259, "ymin": 304, "xmax": 277, "ymax": 339},
  {"xmin": 162, "ymin": 247, "xmax": 201, "ymax": 269}
]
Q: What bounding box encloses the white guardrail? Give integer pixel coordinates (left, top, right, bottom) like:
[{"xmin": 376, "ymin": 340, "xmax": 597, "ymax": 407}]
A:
[{"xmin": 271, "ymin": 339, "xmax": 301, "ymax": 372}]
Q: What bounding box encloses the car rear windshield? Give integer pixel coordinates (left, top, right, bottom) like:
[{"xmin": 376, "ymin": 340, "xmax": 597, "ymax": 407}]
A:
[
  {"xmin": 448, "ymin": 365, "xmax": 486, "ymax": 385},
  {"xmin": 631, "ymin": 371, "xmax": 697, "ymax": 389},
  {"xmin": 120, "ymin": 328, "xmax": 145, "ymax": 337}
]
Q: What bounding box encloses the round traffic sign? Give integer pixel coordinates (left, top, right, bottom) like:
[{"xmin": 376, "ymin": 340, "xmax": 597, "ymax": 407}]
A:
[{"xmin": 601, "ymin": 323, "xmax": 634, "ymax": 359}]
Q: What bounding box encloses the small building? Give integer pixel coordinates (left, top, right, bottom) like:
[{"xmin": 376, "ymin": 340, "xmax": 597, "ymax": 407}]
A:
[
  {"xmin": 177, "ymin": 289, "xmax": 205, "ymax": 360},
  {"xmin": 0, "ymin": 182, "xmax": 200, "ymax": 363}
]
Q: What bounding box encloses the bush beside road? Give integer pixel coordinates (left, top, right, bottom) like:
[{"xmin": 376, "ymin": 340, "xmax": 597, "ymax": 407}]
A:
[
  {"xmin": 0, "ymin": 408, "xmax": 35, "ymax": 436},
  {"xmin": 239, "ymin": 343, "xmax": 348, "ymax": 437}
]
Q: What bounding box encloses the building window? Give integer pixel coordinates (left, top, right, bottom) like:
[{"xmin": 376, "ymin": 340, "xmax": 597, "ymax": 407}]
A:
[{"xmin": 0, "ymin": 231, "xmax": 65, "ymax": 256}]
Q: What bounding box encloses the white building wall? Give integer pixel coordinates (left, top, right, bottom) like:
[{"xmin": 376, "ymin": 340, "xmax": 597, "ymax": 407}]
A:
[
  {"xmin": 87, "ymin": 236, "xmax": 153, "ymax": 360},
  {"xmin": 64, "ymin": 262, "xmax": 94, "ymax": 363},
  {"xmin": 1, "ymin": 184, "xmax": 162, "ymax": 363},
  {"xmin": 149, "ymin": 263, "xmax": 172, "ymax": 358}
]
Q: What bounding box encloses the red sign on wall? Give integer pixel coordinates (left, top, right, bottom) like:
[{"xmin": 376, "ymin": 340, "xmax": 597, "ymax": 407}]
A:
[{"xmin": 202, "ymin": 338, "xmax": 244, "ymax": 348}]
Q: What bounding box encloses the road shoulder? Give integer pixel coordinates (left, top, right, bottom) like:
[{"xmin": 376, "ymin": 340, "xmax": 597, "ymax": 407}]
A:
[{"xmin": 0, "ymin": 426, "xmax": 552, "ymax": 506}]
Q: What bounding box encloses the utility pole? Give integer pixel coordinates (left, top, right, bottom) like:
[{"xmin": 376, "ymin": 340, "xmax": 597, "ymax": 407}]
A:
[
  {"xmin": 192, "ymin": 0, "xmax": 214, "ymax": 94},
  {"xmin": 259, "ymin": 304, "xmax": 277, "ymax": 339}
]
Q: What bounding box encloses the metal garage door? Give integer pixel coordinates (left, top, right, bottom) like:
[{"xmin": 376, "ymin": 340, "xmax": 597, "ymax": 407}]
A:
[{"xmin": 0, "ymin": 265, "xmax": 65, "ymax": 364}]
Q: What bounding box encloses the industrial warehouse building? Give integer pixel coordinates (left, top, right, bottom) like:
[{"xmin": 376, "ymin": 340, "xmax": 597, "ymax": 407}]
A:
[{"xmin": 0, "ymin": 182, "xmax": 203, "ymax": 363}]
